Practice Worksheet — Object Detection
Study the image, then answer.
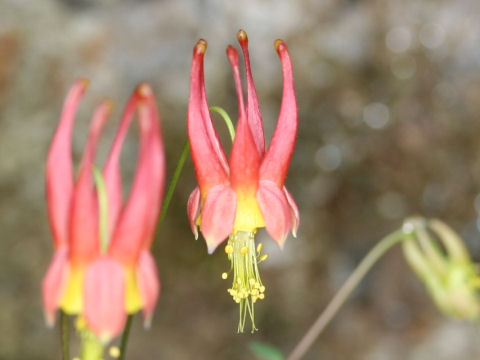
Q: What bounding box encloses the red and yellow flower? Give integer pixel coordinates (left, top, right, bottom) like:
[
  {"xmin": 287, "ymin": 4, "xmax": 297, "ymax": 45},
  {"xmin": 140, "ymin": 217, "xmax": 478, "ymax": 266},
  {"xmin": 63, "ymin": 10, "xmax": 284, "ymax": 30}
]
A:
[
  {"xmin": 187, "ymin": 30, "xmax": 299, "ymax": 331},
  {"xmin": 42, "ymin": 80, "xmax": 165, "ymax": 341}
]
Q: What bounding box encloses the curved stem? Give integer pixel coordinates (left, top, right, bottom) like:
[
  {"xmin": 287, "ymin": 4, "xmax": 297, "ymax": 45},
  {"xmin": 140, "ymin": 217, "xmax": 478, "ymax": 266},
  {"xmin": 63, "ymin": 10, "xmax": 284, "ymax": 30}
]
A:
[
  {"xmin": 92, "ymin": 166, "xmax": 109, "ymax": 254},
  {"xmin": 155, "ymin": 140, "xmax": 190, "ymax": 241},
  {"xmin": 210, "ymin": 106, "xmax": 235, "ymax": 141},
  {"xmin": 119, "ymin": 315, "xmax": 134, "ymax": 360},
  {"xmin": 287, "ymin": 230, "xmax": 407, "ymax": 360},
  {"xmin": 60, "ymin": 311, "xmax": 69, "ymax": 360}
]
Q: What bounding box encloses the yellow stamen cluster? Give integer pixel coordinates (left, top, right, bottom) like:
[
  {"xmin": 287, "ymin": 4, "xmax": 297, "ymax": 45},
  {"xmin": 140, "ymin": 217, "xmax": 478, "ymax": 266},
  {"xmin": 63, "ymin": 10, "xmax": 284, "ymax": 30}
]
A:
[{"xmin": 222, "ymin": 231, "xmax": 268, "ymax": 332}]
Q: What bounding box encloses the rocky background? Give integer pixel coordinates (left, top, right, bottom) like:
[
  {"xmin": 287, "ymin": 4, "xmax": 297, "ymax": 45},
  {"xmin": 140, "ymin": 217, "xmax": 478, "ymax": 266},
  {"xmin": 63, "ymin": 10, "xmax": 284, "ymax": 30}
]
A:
[{"xmin": 2, "ymin": 0, "xmax": 480, "ymax": 359}]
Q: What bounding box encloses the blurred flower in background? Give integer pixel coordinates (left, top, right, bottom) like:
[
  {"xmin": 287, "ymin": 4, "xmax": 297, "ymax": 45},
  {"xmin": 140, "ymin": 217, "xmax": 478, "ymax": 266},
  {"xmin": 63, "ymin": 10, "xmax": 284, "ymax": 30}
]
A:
[
  {"xmin": 403, "ymin": 218, "xmax": 480, "ymax": 321},
  {"xmin": 42, "ymin": 80, "xmax": 164, "ymax": 341}
]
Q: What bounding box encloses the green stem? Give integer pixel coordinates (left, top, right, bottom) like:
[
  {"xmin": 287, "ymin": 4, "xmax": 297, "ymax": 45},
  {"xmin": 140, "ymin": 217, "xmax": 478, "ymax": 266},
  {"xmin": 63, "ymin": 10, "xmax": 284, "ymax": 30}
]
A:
[
  {"xmin": 210, "ymin": 106, "xmax": 235, "ymax": 141},
  {"xmin": 155, "ymin": 140, "xmax": 190, "ymax": 240},
  {"xmin": 60, "ymin": 311, "xmax": 69, "ymax": 360},
  {"xmin": 80, "ymin": 331, "xmax": 104, "ymax": 360},
  {"xmin": 287, "ymin": 230, "xmax": 408, "ymax": 360},
  {"xmin": 92, "ymin": 166, "xmax": 109, "ymax": 254},
  {"xmin": 119, "ymin": 315, "xmax": 133, "ymax": 360}
]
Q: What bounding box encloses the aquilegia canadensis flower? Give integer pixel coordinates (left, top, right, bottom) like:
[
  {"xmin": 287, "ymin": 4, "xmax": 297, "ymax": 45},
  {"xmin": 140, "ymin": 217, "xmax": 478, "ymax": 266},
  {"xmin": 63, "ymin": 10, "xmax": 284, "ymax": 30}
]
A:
[
  {"xmin": 42, "ymin": 79, "xmax": 165, "ymax": 341},
  {"xmin": 187, "ymin": 30, "xmax": 299, "ymax": 331}
]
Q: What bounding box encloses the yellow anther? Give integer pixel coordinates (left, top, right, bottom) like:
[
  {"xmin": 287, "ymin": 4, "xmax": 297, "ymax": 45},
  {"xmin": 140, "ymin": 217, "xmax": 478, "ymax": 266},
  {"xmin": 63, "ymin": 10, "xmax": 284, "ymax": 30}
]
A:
[
  {"xmin": 256, "ymin": 243, "xmax": 263, "ymax": 253},
  {"xmin": 260, "ymin": 254, "xmax": 268, "ymax": 262},
  {"xmin": 109, "ymin": 346, "xmax": 121, "ymax": 358},
  {"xmin": 259, "ymin": 293, "xmax": 265, "ymax": 299},
  {"xmin": 223, "ymin": 231, "xmax": 267, "ymax": 332}
]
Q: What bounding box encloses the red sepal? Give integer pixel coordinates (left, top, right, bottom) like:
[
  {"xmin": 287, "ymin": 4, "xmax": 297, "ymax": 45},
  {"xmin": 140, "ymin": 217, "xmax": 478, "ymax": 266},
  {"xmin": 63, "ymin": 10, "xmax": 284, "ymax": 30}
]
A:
[
  {"xmin": 84, "ymin": 256, "xmax": 126, "ymax": 341},
  {"xmin": 42, "ymin": 247, "xmax": 69, "ymax": 326},
  {"xmin": 201, "ymin": 184, "xmax": 237, "ymax": 254},
  {"xmin": 136, "ymin": 250, "xmax": 160, "ymax": 328},
  {"xmin": 257, "ymin": 180, "xmax": 292, "ymax": 248}
]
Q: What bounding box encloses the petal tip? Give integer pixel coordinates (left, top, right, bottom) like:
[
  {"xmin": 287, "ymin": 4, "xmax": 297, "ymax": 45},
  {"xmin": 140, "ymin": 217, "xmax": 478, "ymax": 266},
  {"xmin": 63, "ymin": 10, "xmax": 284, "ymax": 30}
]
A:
[
  {"xmin": 44, "ymin": 313, "xmax": 56, "ymax": 328},
  {"xmin": 77, "ymin": 77, "xmax": 90, "ymax": 90},
  {"xmin": 226, "ymin": 45, "xmax": 239, "ymax": 66},
  {"xmin": 277, "ymin": 236, "xmax": 287, "ymax": 250},
  {"xmin": 101, "ymin": 98, "xmax": 114, "ymax": 114},
  {"xmin": 207, "ymin": 243, "xmax": 217, "ymax": 254},
  {"xmin": 274, "ymin": 39, "xmax": 286, "ymax": 52},
  {"xmin": 136, "ymin": 83, "xmax": 153, "ymax": 98},
  {"xmin": 143, "ymin": 315, "xmax": 153, "ymax": 329},
  {"xmin": 195, "ymin": 39, "xmax": 207, "ymax": 55},
  {"xmin": 205, "ymin": 236, "xmax": 225, "ymax": 254},
  {"xmin": 237, "ymin": 29, "xmax": 248, "ymax": 44}
]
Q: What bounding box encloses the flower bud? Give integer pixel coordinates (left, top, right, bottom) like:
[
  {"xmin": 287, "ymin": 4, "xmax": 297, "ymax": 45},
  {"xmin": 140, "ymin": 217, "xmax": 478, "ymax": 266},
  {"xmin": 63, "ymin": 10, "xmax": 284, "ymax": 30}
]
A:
[{"xmin": 402, "ymin": 217, "xmax": 480, "ymax": 321}]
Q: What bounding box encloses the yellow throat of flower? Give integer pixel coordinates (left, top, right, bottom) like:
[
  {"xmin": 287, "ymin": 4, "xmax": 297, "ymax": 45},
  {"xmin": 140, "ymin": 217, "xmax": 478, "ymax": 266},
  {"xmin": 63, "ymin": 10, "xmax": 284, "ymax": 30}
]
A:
[
  {"xmin": 222, "ymin": 231, "xmax": 268, "ymax": 333},
  {"xmin": 233, "ymin": 193, "xmax": 265, "ymax": 233}
]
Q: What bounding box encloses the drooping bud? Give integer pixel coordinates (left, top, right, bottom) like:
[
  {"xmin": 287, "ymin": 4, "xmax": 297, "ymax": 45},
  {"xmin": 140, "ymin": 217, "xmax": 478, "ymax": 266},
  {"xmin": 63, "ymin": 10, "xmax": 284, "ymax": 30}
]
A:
[{"xmin": 402, "ymin": 217, "xmax": 480, "ymax": 321}]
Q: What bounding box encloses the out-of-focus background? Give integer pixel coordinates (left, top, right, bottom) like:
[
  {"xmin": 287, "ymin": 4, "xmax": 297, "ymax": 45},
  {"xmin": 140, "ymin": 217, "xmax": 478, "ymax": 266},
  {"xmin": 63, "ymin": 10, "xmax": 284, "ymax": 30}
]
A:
[{"xmin": 2, "ymin": 0, "xmax": 480, "ymax": 359}]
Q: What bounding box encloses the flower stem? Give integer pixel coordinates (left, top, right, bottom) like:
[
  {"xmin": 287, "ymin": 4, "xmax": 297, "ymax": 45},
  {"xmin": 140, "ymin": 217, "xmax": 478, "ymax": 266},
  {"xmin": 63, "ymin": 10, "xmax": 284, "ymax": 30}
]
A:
[
  {"xmin": 60, "ymin": 311, "xmax": 69, "ymax": 360},
  {"xmin": 155, "ymin": 140, "xmax": 190, "ymax": 240},
  {"xmin": 119, "ymin": 315, "xmax": 133, "ymax": 360},
  {"xmin": 80, "ymin": 331, "xmax": 104, "ymax": 360},
  {"xmin": 210, "ymin": 106, "xmax": 235, "ymax": 141},
  {"xmin": 92, "ymin": 166, "xmax": 109, "ymax": 254},
  {"xmin": 287, "ymin": 229, "xmax": 408, "ymax": 360}
]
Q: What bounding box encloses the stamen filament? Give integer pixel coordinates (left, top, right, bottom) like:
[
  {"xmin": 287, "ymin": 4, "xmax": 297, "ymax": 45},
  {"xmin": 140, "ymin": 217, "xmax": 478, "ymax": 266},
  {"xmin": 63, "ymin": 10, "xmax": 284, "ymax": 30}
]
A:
[{"xmin": 224, "ymin": 231, "xmax": 267, "ymax": 332}]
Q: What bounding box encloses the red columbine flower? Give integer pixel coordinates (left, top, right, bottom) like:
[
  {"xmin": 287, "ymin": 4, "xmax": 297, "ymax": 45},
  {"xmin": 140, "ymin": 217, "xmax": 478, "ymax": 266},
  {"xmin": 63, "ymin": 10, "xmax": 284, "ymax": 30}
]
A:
[
  {"xmin": 187, "ymin": 30, "xmax": 299, "ymax": 331},
  {"xmin": 42, "ymin": 79, "xmax": 165, "ymax": 341}
]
